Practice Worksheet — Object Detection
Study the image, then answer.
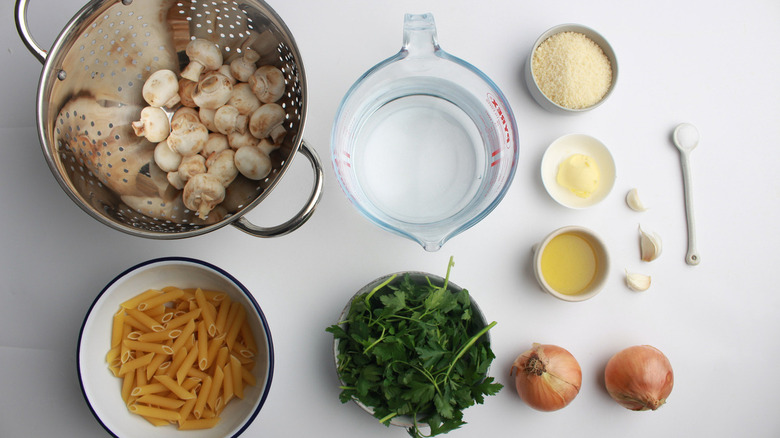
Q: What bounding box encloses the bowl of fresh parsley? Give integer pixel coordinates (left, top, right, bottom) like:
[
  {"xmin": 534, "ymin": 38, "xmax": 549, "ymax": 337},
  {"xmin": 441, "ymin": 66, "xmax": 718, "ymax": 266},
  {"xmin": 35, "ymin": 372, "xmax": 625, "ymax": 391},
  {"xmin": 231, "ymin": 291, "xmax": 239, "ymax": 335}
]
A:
[{"xmin": 326, "ymin": 257, "xmax": 502, "ymax": 438}]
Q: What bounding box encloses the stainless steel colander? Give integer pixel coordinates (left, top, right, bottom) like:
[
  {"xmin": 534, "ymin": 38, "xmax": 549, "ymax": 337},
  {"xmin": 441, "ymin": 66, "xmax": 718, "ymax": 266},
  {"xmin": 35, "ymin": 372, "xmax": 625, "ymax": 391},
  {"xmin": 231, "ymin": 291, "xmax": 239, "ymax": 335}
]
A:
[{"xmin": 15, "ymin": 0, "xmax": 323, "ymax": 238}]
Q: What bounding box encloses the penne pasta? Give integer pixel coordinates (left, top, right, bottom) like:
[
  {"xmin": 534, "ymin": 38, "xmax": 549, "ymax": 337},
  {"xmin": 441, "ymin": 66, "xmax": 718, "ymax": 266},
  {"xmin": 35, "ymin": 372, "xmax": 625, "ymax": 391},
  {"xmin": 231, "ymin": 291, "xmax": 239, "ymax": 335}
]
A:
[
  {"xmin": 193, "ymin": 376, "xmax": 212, "ymax": 420},
  {"xmin": 197, "ymin": 320, "xmax": 209, "ymax": 371},
  {"xmin": 131, "ymin": 383, "xmax": 167, "ymax": 397},
  {"xmin": 176, "ymin": 342, "xmax": 200, "ymax": 385},
  {"xmin": 225, "ymin": 304, "xmax": 246, "ymax": 350},
  {"xmin": 165, "ymin": 308, "xmax": 201, "ymax": 330},
  {"xmin": 137, "ymin": 394, "xmax": 186, "ymax": 410},
  {"xmin": 153, "ymin": 375, "xmax": 196, "ymax": 400},
  {"xmin": 195, "ymin": 289, "xmax": 218, "ymax": 337},
  {"xmin": 138, "ymin": 288, "xmax": 185, "ymax": 311},
  {"xmin": 121, "ymin": 289, "xmax": 161, "ymax": 309},
  {"xmin": 129, "ymin": 404, "xmax": 181, "ymax": 422},
  {"xmin": 123, "ymin": 339, "xmax": 174, "ymax": 355},
  {"xmin": 230, "ymin": 354, "xmax": 244, "ymax": 400},
  {"xmin": 126, "ymin": 308, "xmax": 165, "ymax": 332},
  {"xmin": 118, "ymin": 352, "xmax": 154, "ymax": 376},
  {"xmin": 178, "ymin": 418, "xmax": 221, "ymax": 430},
  {"xmin": 108, "ymin": 286, "xmax": 258, "ymax": 431}
]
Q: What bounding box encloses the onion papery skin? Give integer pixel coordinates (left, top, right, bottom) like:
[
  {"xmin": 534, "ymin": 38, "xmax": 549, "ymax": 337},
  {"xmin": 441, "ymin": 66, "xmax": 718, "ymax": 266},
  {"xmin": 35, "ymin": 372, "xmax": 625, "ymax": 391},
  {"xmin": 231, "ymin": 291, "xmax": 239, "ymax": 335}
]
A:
[
  {"xmin": 511, "ymin": 343, "xmax": 582, "ymax": 412},
  {"xmin": 604, "ymin": 345, "xmax": 674, "ymax": 411}
]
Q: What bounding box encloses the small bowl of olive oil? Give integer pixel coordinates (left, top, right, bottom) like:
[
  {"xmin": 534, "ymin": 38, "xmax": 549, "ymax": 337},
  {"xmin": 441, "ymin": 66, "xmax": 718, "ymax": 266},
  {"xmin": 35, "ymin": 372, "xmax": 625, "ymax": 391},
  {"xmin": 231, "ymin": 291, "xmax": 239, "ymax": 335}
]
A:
[{"xmin": 533, "ymin": 226, "xmax": 610, "ymax": 302}]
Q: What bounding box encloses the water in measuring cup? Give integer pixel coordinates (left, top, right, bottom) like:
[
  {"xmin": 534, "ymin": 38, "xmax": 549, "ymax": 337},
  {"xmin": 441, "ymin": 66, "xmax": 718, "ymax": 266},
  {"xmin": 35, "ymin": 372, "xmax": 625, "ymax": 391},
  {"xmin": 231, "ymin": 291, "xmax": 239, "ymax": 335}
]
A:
[{"xmin": 354, "ymin": 92, "xmax": 485, "ymax": 224}]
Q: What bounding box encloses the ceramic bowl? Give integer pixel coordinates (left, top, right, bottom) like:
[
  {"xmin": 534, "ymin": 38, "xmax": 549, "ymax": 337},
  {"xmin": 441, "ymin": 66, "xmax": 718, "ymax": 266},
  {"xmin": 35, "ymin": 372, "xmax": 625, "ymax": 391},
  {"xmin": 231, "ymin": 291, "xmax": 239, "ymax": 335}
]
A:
[
  {"xmin": 541, "ymin": 133, "xmax": 616, "ymax": 209},
  {"xmin": 331, "ymin": 271, "xmax": 490, "ymax": 428},
  {"xmin": 524, "ymin": 23, "xmax": 618, "ymax": 114},
  {"xmin": 533, "ymin": 226, "xmax": 610, "ymax": 302},
  {"xmin": 77, "ymin": 257, "xmax": 274, "ymax": 437}
]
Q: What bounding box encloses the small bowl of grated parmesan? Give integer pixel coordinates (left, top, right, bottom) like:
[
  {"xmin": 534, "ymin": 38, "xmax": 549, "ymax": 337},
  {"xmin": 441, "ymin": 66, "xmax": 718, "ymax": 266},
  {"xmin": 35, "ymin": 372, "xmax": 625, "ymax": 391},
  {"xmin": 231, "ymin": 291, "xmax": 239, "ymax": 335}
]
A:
[{"xmin": 524, "ymin": 24, "xmax": 618, "ymax": 113}]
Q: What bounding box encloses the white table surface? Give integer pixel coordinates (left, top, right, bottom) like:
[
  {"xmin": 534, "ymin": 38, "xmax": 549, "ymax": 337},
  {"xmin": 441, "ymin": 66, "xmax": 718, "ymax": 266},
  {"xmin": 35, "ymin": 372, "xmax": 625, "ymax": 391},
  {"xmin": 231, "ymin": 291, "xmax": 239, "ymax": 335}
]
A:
[{"xmin": 2, "ymin": 0, "xmax": 779, "ymax": 437}]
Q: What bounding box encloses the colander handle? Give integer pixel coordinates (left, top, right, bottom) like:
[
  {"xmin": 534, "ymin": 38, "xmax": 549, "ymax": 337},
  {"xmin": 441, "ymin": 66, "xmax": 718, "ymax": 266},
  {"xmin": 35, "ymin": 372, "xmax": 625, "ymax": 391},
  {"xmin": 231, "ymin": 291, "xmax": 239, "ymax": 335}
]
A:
[
  {"xmin": 232, "ymin": 140, "xmax": 324, "ymax": 238},
  {"xmin": 15, "ymin": 0, "xmax": 47, "ymax": 64}
]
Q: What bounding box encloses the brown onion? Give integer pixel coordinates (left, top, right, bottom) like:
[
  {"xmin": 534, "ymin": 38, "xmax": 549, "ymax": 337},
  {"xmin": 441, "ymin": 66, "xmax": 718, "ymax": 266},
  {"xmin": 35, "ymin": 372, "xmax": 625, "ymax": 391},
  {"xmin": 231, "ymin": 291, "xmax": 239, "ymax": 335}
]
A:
[
  {"xmin": 604, "ymin": 345, "xmax": 674, "ymax": 411},
  {"xmin": 510, "ymin": 343, "xmax": 582, "ymax": 411}
]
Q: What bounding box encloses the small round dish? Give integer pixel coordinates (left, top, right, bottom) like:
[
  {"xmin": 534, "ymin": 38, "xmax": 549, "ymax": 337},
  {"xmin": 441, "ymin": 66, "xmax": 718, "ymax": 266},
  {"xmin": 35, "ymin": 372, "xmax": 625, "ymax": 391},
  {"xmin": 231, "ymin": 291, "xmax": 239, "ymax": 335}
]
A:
[
  {"xmin": 533, "ymin": 226, "xmax": 610, "ymax": 302},
  {"xmin": 77, "ymin": 257, "xmax": 274, "ymax": 438},
  {"xmin": 541, "ymin": 133, "xmax": 616, "ymax": 208},
  {"xmin": 524, "ymin": 23, "xmax": 618, "ymax": 114},
  {"xmin": 330, "ymin": 271, "xmax": 493, "ymax": 430}
]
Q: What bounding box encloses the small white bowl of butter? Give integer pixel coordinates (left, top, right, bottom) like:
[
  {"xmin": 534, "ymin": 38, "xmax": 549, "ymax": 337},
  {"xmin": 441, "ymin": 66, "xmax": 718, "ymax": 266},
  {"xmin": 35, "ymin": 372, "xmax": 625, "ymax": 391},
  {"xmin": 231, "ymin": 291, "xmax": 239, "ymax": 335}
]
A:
[{"xmin": 541, "ymin": 133, "xmax": 616, "ymax": 208}]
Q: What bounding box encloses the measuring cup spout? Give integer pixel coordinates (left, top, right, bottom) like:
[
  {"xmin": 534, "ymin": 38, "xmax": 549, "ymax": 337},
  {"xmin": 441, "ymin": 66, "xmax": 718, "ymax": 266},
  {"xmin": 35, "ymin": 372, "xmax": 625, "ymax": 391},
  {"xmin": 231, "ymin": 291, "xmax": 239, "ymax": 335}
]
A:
[{"xmin": 402, "ymin": 13, "xmax": 439, "ymax": 57}]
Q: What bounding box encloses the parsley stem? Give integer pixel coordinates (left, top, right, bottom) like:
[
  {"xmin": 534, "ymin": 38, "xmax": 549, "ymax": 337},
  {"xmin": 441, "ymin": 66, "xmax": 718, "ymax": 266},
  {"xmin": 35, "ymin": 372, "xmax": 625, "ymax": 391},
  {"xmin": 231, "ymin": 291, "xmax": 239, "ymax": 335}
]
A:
[
  {"xmin": 365, "ymin": 274, "xmax": 397, "ymax": 307},
  {"xmin": 443, "ymin": 320, "xmax": 497, "ymax": 381},
  {"xmin": 378, "ymin": 411, "xmax": 397, "ymax": 425},
  {"xmin": 363, "ymin": 327, "xmax": 386, "ymax": 354}
]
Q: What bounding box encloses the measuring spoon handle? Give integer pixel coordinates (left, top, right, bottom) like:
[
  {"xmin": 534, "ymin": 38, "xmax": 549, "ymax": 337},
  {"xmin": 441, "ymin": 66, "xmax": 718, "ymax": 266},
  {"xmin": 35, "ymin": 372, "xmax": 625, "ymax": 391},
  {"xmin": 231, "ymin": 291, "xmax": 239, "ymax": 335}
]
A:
[{"xmin": 680, "ymin": 151, "xmax": 700, "ymax": 265}]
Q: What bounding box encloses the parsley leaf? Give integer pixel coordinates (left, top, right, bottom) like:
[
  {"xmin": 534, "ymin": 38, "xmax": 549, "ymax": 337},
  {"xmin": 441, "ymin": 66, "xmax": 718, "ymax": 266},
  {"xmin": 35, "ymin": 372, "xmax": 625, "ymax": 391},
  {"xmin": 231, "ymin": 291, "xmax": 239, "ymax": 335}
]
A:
[{"xmin": 327, "ymin": 257, "xmax": 502, "ymax": 437}]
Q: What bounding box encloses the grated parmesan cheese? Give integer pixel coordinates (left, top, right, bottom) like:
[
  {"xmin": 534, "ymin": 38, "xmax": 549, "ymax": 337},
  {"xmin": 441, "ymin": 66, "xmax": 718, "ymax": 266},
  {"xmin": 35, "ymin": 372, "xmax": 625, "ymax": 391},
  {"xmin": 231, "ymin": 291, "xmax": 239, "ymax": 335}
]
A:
[{"xmin": 532, "ymin": 31, "xmax": 612, "ymax": 109}]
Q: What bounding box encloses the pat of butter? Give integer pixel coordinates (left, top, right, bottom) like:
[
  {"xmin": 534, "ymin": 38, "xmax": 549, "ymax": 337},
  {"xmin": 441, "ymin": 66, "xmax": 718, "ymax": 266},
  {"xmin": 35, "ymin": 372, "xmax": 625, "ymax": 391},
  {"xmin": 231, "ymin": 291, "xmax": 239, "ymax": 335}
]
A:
[{"xmin": 556, "ymin": 153, "xmax": 600, "ymax": 198}]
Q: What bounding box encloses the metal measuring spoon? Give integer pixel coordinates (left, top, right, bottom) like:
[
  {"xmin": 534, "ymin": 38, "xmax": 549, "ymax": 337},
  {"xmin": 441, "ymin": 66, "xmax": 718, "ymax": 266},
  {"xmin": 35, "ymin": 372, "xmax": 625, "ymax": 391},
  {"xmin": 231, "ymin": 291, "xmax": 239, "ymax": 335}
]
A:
[{"xmin": 672, "ymin": 123, "xmax": 700, "ymax": 265}]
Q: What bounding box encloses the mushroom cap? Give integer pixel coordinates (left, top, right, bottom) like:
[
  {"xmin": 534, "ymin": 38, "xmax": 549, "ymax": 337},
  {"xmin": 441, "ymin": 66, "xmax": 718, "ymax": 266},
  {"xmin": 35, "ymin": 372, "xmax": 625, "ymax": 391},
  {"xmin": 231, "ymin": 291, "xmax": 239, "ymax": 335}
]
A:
[
  {"xmin": 214, "ymin": 105, "xmax": 247, "ymax": 135},
  {"xmin": 167, "ymin": 119, "xmax": 209, "ymax": 156},
  {"xmin": 178, "ymin": 154, "xmax": 207, "ymax": 182},
  {"xmin": 201, "ymin": 132, "xmax": 230, "ymax": 158},
  {"xmin": 193, "ymin": 74, "xmax": 234, "ymax": 110},
  {"xmin": 206, "ymin": 149, "xmax": 239, "ymax": 187},
  {"xmin": 249, "ymin": 103, "xmax": 285, "ymax": 139},
  {"xmin": 249, "ymin": 65, "xmax": 286, "ymax": 103},
  {"xmin": 228, "ymin": 83, "xmax": 261, "ymax": 115},
  {"xmin": 154, "ymin": 140, "xmax": 182, "ymax": 172},
  {"xmin": 234, "ymin": 145, "xmax": 272, "ymax": 180},
  {"xmin": 183, "ymin": 172, "xmax": 226, "ymax": 217},
  {"xmin": 143, "ymin": 69, "xmax": 181, "ymax": 108},
  {"xmin": 133, "ymin": 106, "xmax": 170, "ymax": 143},
  {"xmin": 171, "ymin": 107, "xmax": 200, "ymax": 126},
  {"xmin": 181, "ymin": 39, "xmax": 223, "ymax": 81},
  {"xmin": 230, "ymin": 50, "xmax": 260, "ymax": 82},
  {"xmin": 178, "ymin": 78, "xmax": 198, "ymax": 108},
  {"xmin": 227, "ymin": 130, "xmax": 258, "ymax": 150},
  {"xmin": 198, "ymin": 107, "xmax": 218, "ymax": 132}
]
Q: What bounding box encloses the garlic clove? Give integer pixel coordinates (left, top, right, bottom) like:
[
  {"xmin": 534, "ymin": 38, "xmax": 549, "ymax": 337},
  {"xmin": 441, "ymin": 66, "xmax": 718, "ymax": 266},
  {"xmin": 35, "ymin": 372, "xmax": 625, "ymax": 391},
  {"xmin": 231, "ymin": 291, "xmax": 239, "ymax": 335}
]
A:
[
  {"xmin": 639, "ymin": 225, "xmax": 662, "ymax": 262},
  {"xmin": 626, "ymin": 188, "xmax": 648, "ymax": 212},
  {"xmin": 625, "ymin": 270, "xmax": 651, "ymax": 291}
]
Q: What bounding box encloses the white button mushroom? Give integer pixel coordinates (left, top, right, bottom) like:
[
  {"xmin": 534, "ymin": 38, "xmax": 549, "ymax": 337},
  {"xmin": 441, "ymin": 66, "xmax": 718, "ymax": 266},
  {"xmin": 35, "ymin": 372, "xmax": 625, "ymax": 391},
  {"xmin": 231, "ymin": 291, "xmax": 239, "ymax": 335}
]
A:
[
  {"xmin": 201, "ymin": 132, "xmax": 230, "ymax": 158},
  {"xmin": 198, "ymin": 107, "xmax": 218, "ymax": 133},
  {"xmin": 183, "ymin": 173, "xmax": 226, "ymax": 218},
  {"xmin": 171, "ymin": 107, "xmax": 200, "ymax": 125},
  {"xmin": 227, "ymin": 130, "xmax": 258, "ymax": 151},
  {"xmin": 181, "ymin": 38, "xmax": 223, "ymax": 82},
  {"xmin": 154, "ymin": 140, "xmax": 183, "ymax": 173},
  {"xmin": 230, "ymin": 49, "xmax": 260, "ymax": 82},
  {"xmin": 132, "ymin": 106, "xmax": 170, "ymax": 143},
  {"xmin": 167, "ymin": 116, "xmax": 209, "ymax": 157},
  {"xmin": 216, "ymin": 65, "xmax": 237, "ymax": 85},
  {"xmin": 214, "ymin": 105, "xmax": 247, "ymax": 135},
  {"xmin": 227, "ymin": 83, "xmax": 261, "ymax": 115},
  {"xmin": 142, "ymin": 69, "xmax": 181, "ymax": 108},
  {"xmin": 234, "ymin": 145, "xmax": 272, "ymax": 180},
  {"xmin": 249, "ymin": 65, "xmax": 286, "ymax": 103},
  {"xmin": 206, "ymin": 149, "xmax": 239, "ymax": 187},
  {"xmin": 257, "ymin": 138, "xmax": 280, "ymax": 156},
  {"xmin": 178, "ymin": 78, "xmax": 198, "ymax": 108},
  {"xmin": 167, "ymin": 170, "xmax": 186, "ymax": 190},
  {"xmin": 178, "ymin": 154, "xmax": 207, "ymax": 182},
  {"xmin": 249, "ymin": 103, "xmax": 286, "ymax": 143},
  {"xmin": 192, "ymin": 73, "xmax": 234, "ymax": 110}
]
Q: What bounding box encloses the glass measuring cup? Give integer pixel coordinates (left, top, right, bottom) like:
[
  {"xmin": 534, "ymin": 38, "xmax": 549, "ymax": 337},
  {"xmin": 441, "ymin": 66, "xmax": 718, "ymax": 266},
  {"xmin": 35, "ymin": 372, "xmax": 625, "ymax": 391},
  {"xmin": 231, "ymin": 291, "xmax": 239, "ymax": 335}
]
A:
[{"xmin": 331, "ymin": 13, "xmax": 519, "ymax": 251}]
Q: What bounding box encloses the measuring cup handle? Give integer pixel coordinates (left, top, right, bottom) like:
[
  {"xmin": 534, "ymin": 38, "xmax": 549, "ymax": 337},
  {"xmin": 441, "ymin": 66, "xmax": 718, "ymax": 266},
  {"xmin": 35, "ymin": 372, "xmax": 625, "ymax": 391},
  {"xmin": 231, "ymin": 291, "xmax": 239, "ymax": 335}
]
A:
[
  {"xmin": 231, "ymin": 140, "xmax": 324, "ymax": 238},
  {"xmin": 15, "ymin": 0, "xmax": 47, "ymax": 64}
]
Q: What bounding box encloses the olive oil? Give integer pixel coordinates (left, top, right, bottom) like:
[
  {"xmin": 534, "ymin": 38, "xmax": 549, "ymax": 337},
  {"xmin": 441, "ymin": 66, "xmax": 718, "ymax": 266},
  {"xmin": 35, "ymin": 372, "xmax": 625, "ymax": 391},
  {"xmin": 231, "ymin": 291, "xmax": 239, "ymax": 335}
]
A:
[{"xmin": 540, "ymin": 232, "xmax": 598, "ymax": 295}]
